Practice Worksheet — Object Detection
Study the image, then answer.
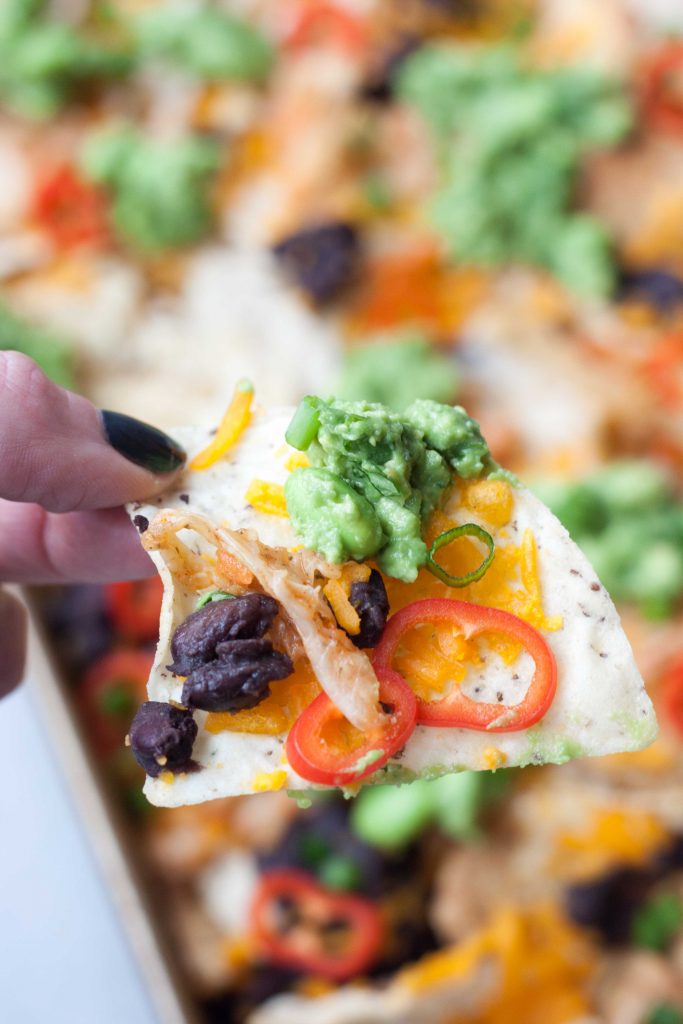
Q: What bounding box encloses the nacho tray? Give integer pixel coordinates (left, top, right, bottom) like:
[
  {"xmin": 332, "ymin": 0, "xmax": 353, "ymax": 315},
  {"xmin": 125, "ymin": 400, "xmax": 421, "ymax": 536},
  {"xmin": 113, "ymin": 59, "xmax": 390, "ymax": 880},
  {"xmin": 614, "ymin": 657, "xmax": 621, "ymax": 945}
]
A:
[{"xmin": 23, "ymin": 587, "xmax": 201, "ymax": 1024}]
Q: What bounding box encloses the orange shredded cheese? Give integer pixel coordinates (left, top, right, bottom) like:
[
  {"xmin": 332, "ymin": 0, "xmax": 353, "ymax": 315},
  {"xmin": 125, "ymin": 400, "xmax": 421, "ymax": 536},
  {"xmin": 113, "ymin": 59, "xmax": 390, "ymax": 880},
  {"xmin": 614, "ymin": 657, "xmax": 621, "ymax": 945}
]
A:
[
  {"xmin": 244, "ymin": 479, "xmax": 288, "ymax": 517},
  {"xmin": 483, "ymin": 747, "xmax": 507, "ymax": 770},
  {"xmin": 399, "ymin": 904, "xmax": 596, "ymax": 1024},
  {"xmin": 205, "ymin": 660, "xmax": 320, "ymax": 736},
  {"xmin": 190, "ymin": 380, "xmax": 254, "ymax": 471},
  {"xmin": 459, "ymin": 479, "xmax": 514, "ymax": 528},
  {"xmin": 323, "ymin": 578, "xmax": 361, "ymax": 635},
  {"xmin": 251, "ymin": 769, "xmax": 288, "ymax": 792},
  {"xmin": 550, "ymin": 808, "xmax": 669, "ymax": 882},
  {"xmin": 220, "ymin": 935, "xmax": 254, "ymax": 970}
]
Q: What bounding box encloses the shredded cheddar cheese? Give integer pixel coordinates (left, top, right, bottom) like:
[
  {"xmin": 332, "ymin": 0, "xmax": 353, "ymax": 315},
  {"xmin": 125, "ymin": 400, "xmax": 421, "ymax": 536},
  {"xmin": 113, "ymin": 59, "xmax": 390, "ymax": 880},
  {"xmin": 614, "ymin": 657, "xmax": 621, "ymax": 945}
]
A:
[
  {"xmin": 190, "ymin": 380, "xmax": 254, "ymax": 471},
  {"xmin": 323, "ymin": 578, "xmax": 361, "ymax": 635},
  {"xmin": 460, "ymin": 479, "xmax": 514, "ymax": 528},
  {"xmin": 244, "ymin": 479, "xmax": 288, "ymax": 517},
  {"xmin": 550, "ymin": 808, "xmax": 669, "ymax": 882},
  {"xmin": 251, "ymin": 769, "xmax": 288, "ymax": 792},
  {"xmin": 205, "ymin": 660, "xmax": 320, "ymax": 736},
  {"xmin": 483, "ymin": 747, "xmax": 507, "ymax": 770},
  {"xmin": 399, "ymin": 904, "xmax": 596, "ymax": 1024}
]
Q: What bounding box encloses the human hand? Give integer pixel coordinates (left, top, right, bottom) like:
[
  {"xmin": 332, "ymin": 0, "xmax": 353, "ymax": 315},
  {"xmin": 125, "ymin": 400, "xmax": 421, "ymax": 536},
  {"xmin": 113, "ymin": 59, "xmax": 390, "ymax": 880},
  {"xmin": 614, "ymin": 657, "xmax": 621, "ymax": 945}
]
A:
[{"xmin": 0, "ymin": 351, "xmax": 185, "ymax": 697}]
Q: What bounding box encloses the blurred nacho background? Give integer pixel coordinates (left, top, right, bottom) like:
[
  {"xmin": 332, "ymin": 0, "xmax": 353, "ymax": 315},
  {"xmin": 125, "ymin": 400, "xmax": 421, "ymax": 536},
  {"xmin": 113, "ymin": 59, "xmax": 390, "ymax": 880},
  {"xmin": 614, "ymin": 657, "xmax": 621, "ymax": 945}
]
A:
[{"xmin": 5, "ymin": 0, "xmax": 683, "ymax": 1022}]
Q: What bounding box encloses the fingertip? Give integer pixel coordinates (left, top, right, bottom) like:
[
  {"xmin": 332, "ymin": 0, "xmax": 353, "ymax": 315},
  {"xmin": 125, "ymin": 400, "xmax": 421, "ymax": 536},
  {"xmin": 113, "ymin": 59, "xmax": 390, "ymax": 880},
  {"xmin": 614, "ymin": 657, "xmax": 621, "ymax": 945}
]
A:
[{"xmin": 99, "ymin": 411, "xmax": 186, "ymax": 476}]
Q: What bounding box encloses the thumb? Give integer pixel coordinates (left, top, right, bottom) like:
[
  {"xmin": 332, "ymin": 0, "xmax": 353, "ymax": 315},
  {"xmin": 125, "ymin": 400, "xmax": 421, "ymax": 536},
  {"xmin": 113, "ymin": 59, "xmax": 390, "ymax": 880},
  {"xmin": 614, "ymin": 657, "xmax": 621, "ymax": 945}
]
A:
[{"xmin": 0, "ymin": 351, "xmax": 184, "ymax": 512}]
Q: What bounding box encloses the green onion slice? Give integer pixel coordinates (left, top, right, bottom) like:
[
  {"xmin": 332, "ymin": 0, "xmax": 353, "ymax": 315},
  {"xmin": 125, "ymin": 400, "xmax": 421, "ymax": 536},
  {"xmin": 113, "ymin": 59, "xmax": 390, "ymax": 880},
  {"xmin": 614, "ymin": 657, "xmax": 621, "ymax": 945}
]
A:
[
  {"xmin": 285, "ymin": 396, "xmax": 320, "ymax": 451},
  {"xmin": 196, "ymin": 590, "xmax": 236, "ymax": 610},
  {"xmin": 427, "ymin": 523, "xmax": 495, "ymax": 588}
]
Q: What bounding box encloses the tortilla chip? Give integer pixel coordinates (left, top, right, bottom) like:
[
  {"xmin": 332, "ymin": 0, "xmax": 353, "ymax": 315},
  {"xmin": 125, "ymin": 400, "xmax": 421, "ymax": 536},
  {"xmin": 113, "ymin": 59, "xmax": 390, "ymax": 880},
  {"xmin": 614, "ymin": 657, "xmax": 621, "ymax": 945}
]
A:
[{"xmin": 128, "ymin": 405, "xmax": 656, "ymax": 807}]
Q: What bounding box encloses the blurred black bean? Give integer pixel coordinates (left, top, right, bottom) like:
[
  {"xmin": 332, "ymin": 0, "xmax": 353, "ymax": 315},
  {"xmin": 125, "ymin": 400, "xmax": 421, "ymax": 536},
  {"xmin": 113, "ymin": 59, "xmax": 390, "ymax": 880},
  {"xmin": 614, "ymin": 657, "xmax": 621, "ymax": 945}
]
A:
[
  {"xmin": 272, "ymin": 222, "xmax": 360, "ymax": 305},
  {"xmin": 618, "ymin": 268, "xmax": 683, "ymax": 312}
]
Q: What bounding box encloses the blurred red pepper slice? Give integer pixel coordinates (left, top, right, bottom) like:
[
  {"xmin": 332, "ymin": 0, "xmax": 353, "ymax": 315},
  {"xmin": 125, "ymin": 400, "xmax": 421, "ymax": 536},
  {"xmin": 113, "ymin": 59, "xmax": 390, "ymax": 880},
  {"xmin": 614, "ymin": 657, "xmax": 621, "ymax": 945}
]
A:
[
  {"xmin": 641, "ymin": 43, "xmax": 683, "ymax": 135},
  {"xmin": 285, "ymin": 3, "xmax": 368, "ymax": 55},
  {"xmin": 251, "ymin": 869, "xmax": 382, "ymax": 979},
  {"xmin": 373, "ymin": 598, "xmax": 557, "ymax": 731},
  {"xmin": 32, "ymin": 164, "xmax": 109, "ymax": 249},
  {"xmin": 285, "ymin": 671, "xmax": 416, "ymax": 787},
  {"xmin": 104, "ymin": 577, "xmax": 163, "ymax": 643},
  {"xmin": 661, "ymin": 658, "xmax": 683, "ymax": 738},
  {"xmin": 78, "ymin": 649, "xmax": 154, "ymax": 756}
]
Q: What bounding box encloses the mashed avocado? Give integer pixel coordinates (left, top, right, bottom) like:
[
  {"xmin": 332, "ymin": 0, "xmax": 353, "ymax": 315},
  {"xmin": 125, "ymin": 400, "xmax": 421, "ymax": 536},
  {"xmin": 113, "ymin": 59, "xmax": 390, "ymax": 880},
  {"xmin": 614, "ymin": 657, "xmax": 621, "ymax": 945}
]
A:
[
  {"xmin": 534, "ymin": 461, "xmax": 683, "ymax": 620},
  {"xmin": 338, "ymin": 334, "xmax": 459, "ymax": 412},
  {"xmin": 398, "ymin": 43, "xmax": 631, "ymax": 296},
  {"xmin": 0, "ymin": 0, "xmax": 132, "ymax": 118},
  {"xmin": 285, "ymin": 396, "xmax": 494, "ymax": 580},
  {"xmin": 0, "ymin": 302, "xmax": 75, "ymax": 389},
  {"xmin": 82, "ymin": 126, "xmax": 220, "ymax": 252},
  {"xmin": 132, "ymin": 4, "xmax": 273, "ymax": 82}
]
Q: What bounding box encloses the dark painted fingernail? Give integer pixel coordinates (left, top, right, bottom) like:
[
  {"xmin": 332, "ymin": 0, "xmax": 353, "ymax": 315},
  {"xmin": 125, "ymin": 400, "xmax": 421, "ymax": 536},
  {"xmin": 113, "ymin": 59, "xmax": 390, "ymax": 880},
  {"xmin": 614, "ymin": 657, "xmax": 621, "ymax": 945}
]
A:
[{"xmin": 100, "ymin": 411, "xmax": 185, "ymax": 474}]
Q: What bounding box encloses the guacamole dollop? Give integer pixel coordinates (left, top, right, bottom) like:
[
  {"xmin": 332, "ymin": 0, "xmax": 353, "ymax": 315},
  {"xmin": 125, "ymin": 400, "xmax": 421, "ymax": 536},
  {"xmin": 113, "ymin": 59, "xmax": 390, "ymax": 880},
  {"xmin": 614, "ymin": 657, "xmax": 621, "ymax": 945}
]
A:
[
  {"xmin": 284, "ymin": 396, "xmax": 493, "ymax": 581},
  {"xmin": 0, "ymin": 0, "xmax": 132, "ymax": 119},
  {"xmin": 82, "ymin": 126, "xmax": 221, "ymax": 252},
  {"xmin": 534, "ymin": 461, "xmax": 683, "ymax": 620},
  {"xmin": 0, "ymin": 302, "xmax": 75, "ymax": 389},
  {"xmin": 337, "ymin": 334, "xmax": 459, "ymax": 412},
  {"xmin": 132, "ymin": 4, "xmax": 273, "ymax": 83},
  {"xmin": 397, "ymin": 43, "xmax": 631, "ymax": 297}
]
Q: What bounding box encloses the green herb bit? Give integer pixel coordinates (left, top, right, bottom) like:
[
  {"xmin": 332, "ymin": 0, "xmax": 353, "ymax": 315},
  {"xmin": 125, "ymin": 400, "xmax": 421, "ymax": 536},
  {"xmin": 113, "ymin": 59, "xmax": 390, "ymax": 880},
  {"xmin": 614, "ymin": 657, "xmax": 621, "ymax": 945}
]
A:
[
  {"xmin": 319, "ymin": 855, "xmax": 362, "ymax": 892},
  {"xmin": 98, "ymin": 681, "xmax": 136, "ymax": 718},
  {"xmin": 427, "ymin": 522, "xmax": 494, "ymax": 587},
  {"xmin": 647, "ymin": 1004, "xmax": 683, "ymax": 1024},
  {"xmin": 195, "ymin": 591, "xmax": 236, "ymax": 610},
  {"xmin": 632, "ymin": 893, "xmax": 683, "ymax": 952}
]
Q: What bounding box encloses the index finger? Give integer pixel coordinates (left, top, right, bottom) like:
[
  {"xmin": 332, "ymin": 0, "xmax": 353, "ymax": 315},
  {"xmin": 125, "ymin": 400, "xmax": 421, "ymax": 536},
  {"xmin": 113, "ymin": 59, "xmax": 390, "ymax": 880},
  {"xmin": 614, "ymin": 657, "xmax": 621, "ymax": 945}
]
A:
[{"xmin": 0, "ymin": 351, "xmax": 185, "ymax": 513}]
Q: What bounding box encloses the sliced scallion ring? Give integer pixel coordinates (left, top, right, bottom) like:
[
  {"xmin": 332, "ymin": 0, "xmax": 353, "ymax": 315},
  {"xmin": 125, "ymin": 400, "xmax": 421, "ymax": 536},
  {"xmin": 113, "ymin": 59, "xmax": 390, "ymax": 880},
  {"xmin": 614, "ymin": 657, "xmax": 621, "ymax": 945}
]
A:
[
  {"xmin": 285, "ymin": 396, "xmax": 320, "ymax": 451},
  {"xmin": 427, "ymin": 523, "xmax": 495, "ymax": 588}
]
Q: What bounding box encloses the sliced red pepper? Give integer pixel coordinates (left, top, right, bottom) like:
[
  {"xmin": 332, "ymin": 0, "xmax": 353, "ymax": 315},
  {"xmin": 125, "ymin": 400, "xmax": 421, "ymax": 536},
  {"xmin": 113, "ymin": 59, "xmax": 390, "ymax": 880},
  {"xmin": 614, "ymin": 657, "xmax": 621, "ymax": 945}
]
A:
[
  {"xmin": 78, "ymin": 648, "xmax": 154, "ymax": 756},
  {"xmin": 251, "ymin": 868, "xmax": 382, "ymax": 980},
  {"xmin": 284, "ymin": 3, "xmax": 368, "ymax": 55},
  {"xmin": 373, "ymin": 599, "xmax": 557, "ymax": 732},
  {"xmin": 661, "ymin": 657, "xmax": 683, "ymax": 738},
  {"xmin": 285, "ymin": 671, "xmax": 416, "ymax": 786},
  {"xmin": 641, "ymin": 43, "xmax": 683, "ymax": 135},
  {"xmin": 104, "ymin": 578, "xmax": 163, "ymax": 643},
  {"xmin": 642, "ymin": 332, "xmax": 683, "ymax": 408},
  {"xmin": 32, "ymin": 164, "xmax": 109, "ymax": 250}
]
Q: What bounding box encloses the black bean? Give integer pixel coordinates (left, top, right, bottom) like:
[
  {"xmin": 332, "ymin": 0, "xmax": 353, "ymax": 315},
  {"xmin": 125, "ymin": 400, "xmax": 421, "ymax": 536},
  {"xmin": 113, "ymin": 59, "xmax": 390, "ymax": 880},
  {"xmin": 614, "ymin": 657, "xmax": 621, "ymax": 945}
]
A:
[
  {"xmin": 169, "ymin": 593, "xmax": 279, "ymax": 675},
  {"xmin": 565, "ymin": 867, "xmax": 651, "ymax": 945},
  {"xmin": 349, "ymin": 570, "xmax": 390, "ymax": 648},
  {"xmin": 133, "ymin": 514, "xmax": 149, "ymax": 533},
  {"xmin": 129, "ymin": 701, "xmax": 197, "ymax": 777},
  {"xmin": 181, "ymin": 639, "xmax": 293, "ymax": 712},
  {"xmin": 272, "ymin": 222, "xmax": 360, "ymax": 305},
  {"xmin": 617, "ymin": 267, "xmax": 683, "ymax": 312}
]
